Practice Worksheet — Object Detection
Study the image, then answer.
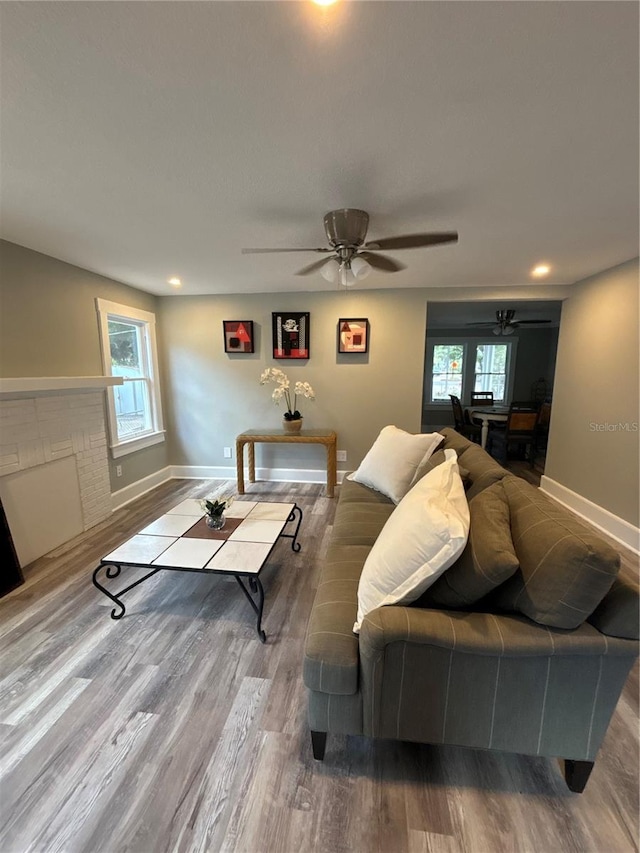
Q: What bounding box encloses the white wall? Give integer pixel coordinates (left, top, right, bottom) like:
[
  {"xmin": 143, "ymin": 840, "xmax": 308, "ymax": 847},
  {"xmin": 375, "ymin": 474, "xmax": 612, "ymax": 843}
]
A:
[{"xmin": 544, "ymin": 258, "xmax": 639, "ymax": 530}]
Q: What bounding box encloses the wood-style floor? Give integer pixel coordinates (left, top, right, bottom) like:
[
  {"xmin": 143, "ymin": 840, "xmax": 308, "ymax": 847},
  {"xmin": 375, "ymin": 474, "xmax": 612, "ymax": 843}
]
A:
[{"xmin": 1, "ymin": 476, "xmax": 638, "ymax": 853}]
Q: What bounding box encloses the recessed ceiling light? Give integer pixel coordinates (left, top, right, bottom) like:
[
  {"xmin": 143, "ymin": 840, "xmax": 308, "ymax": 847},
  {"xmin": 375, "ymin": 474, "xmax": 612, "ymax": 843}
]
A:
[
  {"xmin": 168, "ymin": 277, "xmax": 182, "ymax": 287},
  {"xmin": 531, "ymin": 264, "xmax": 550, "ymax": 278},
  {"xmin": 312, "ymin": 0, "xmax": 337, "ymax": 6}
]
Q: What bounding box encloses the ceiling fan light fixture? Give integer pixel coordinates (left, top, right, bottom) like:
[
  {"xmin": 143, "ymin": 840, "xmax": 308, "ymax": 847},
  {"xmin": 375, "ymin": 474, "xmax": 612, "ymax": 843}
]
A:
[
  {"xmin": 339, "ymin": 263, "xmax": 356, "ymax": 287},
  {"xmin": 493, "ymin": 325, "xmax": 502, "ymax": 336},
  {"xmin": 320, "ymin": 258, "xmax": 339, "ymax": 282},
  {"xmin": 351, "ymin": 256, "xmax": 371, "ymax": 280},
  {"xmin": 503, "ymin": 325, "xmax": 515, "ymax": 335}
]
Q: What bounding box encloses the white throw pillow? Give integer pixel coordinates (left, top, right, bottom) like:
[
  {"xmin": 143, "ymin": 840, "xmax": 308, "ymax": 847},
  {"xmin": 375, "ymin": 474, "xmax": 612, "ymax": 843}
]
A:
[
  {"xmin": 348, "ymin": 426, "xmax": 443, "ymax": 504},
  {"xmin": 353, "ymin": 449, "xmax": 470, "ymax": 633}
]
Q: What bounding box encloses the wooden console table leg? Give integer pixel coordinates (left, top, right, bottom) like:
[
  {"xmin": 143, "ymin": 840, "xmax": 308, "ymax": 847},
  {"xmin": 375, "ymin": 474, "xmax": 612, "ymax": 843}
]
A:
[
  {"xmin": 248, "ymin": 441, "xmax": 256, "ymax": 483},
  {"xmin": 326, "ymin": 440, "xmax": 336, "ymax": 498},
  {"xmin": 236, "ymin": 439, "xmax": 245, "ymax": 495}
]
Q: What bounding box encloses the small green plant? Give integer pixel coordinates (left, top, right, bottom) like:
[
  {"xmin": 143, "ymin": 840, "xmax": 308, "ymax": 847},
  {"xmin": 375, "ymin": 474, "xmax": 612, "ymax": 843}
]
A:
[{"xmin": 200, "ymin": 496, "xmax": 233, "ymax": 517}]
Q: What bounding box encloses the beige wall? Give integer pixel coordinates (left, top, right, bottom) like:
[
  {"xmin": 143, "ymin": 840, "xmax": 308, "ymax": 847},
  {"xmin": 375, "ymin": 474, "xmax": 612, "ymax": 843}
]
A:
[
  {"xmin": 5, "ymin": 238, "xmax": 637, "ymax": 531},
  {"xmin": 158, "ymin": 289, "xmax": 428, "ymax": 472},
  {"xmin": 0, "ymin": 241, "xmax": 168, "ymax": 489},
  {"xmin": 545, "ymin": 258, "xmax": 639, "ymax": 526}
]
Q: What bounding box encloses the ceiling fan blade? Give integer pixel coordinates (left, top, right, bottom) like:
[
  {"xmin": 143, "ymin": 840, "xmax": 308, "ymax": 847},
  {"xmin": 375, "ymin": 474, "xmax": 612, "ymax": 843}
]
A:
[
  {"xmin": 512, "ymin": 319, "xmax": 552, "ymax": 325},
  {"xmin": 364, "ymin": 232, "xmax": 458, "ymax": 251},
  {"xmin": 359, "ymin": 251, "xmax": 406, "ymax": 272},
  {"xmin": 295, "ymin": 257, "xmax": 335, "ymax": 276},
  {"xmin": 241, "ymin": 247, "xmax": 331, "ymax": 254},
  {"xmin": 466, "ymin": 321, "xmax": 497, "ymax": 326}
]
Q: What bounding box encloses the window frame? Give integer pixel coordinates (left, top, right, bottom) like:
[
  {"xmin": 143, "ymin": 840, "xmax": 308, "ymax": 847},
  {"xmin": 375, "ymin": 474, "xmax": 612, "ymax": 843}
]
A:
[
  {"xmin": 429, "ymin": 341, "xmax": 467, "ymax": 403},
  {"xmin": 96, "ymin": 298, "xmax": 165, "ymax": 458},
  {"xmin": 472, "ymin": 341, "xmax": 514, "ymax": 403},
  {"xmin": 426, "ymin": 336, "xmax": 518, "ymax": 406}
]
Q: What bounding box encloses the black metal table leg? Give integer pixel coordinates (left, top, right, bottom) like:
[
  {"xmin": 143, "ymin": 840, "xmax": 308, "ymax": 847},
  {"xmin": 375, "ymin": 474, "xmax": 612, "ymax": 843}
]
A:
[
  {"xmin": 92, "ymin": 564, "xmax": 127, "ymax": 619},
  {"xmin": 279, "ymin": 504, "xmax": 303, "ymax": 552},
  {"xmin": 235, "ymin": 575, "xmax": 266, "ymax": 642},
  {"xmin": 92, "ymin": 563, "xmax": 162, "ymax": 620}
]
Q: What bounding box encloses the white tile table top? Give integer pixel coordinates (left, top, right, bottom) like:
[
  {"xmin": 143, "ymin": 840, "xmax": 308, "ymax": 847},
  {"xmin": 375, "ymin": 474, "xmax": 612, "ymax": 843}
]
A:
[
  {"xmin": 247, "ymin": 502, "xmax": 294, "ymax": 521},
  {"xmin": 227, "ymin": 518, "xmax": 286, "ymax": 544},
  {"xmin": 167, "ymin": 498, "xmax": 205, "ymax": 516},
  {"xmin": 225, "ymin": 500, "xmax": 257, "ymax": 518},
  {"xmin": 205, "ymin": 541, "xmax": 273, "ymax": 575},
  {"xmin": 138, "ymin": 514, "xmax": 202, "ymax": 537},
  {"xmin": 152, "ymin": 538, "xmax": 224, "ymax": 569},
  {"xmin": 103, "ymin": 534, "xmax": 177, "ymax": 565}
]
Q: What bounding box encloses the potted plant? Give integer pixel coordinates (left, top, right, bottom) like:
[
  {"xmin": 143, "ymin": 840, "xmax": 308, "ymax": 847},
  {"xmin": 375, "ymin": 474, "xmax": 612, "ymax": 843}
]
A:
[
  {"xmin": 200, "ymin": 495, "xmax": 234, "ymax": 530},
  {"xmin": 259, "ymin": 368, "xmax": 315, "ymax": 433}
]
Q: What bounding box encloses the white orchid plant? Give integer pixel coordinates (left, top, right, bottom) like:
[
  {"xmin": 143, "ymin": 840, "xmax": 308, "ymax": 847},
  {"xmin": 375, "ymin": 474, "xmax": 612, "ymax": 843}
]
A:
[{"xmin": 260, "ymin": 368, "xmax": 315, "ymax": 421}]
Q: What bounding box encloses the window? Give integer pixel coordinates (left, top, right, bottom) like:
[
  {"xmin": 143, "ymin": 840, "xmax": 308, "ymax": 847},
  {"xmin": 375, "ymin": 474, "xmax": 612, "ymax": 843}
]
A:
[
  {"xmin": 426, "ymin": 338, "xmax": 517, "ymax": 405},
  {"xmin": 96, "ymin": 299, "xmax": 165, "ymax": 457},
  {"xmin": 474, "ymin": 344, "xmax": 509, "ymax": 401},
  {"xmin": 431, "ymin": 343, "xmax": 465, "ymax": 401}
]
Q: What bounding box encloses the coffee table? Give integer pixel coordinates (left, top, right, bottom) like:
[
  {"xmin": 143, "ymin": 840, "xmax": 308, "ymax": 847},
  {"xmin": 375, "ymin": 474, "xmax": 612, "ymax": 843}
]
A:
[{"xmin": 92, "ymin": 499, "xmax": 303, "ymax": 642}]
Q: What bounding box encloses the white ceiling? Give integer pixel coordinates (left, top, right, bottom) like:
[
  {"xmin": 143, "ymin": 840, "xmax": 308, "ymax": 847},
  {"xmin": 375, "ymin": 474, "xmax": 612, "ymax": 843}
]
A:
[{"xmin": 1, "ymin": 1, "xmax": 638, "ymax": 297}]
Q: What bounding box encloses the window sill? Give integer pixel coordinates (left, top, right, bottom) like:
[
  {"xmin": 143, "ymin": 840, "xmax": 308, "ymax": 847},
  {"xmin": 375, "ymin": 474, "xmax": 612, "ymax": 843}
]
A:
[{"xmin": 110, "ymin": 431, "xmax": 166, "ymax": 459}]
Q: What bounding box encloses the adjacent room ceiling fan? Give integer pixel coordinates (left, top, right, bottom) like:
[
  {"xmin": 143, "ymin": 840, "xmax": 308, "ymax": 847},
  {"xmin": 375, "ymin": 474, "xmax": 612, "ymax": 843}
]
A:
[
  {"xmin": 241, "ymin": 208, "xmax": 458, "ymax": 287},
  {"xmin": 468, "ymin": 309, "xmax": 552, "ymax": 336}
]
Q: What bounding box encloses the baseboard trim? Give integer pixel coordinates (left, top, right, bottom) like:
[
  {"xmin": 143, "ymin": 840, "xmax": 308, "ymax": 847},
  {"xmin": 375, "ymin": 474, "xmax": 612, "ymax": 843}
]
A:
[
  {"xmin": 170, "ymin": 465, "xmax": 347, "ymax": 485},
  {"xmin": 111, "ymin": 465, "xmax": 348, "ymax": 510},
  {"xmin": 170, "ymin": 465, "xmax": 238, "ymax": 480},
  {"xmin": 111, "ymin": 466, "xmax": 173, "ymax": 511},
  {"xmin": 540, "ymin": 475, "xmax": 640, "ymax": 554}
]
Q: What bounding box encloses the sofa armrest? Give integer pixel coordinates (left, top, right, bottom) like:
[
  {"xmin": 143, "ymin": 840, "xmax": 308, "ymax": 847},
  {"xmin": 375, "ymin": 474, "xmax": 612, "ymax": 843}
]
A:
[
  {"xmin": 359, "ymin": 605, "xmax": 638, "ymax": 659},
  {"xmin": 358, "ymin": 605, "xmax": 637, "ymax": 758}
]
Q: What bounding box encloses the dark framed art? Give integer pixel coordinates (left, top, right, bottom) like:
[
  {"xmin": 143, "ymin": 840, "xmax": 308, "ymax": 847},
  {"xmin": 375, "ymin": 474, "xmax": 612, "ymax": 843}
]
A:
[
  {"xmin": 272, "ymin": 312, "xmax": 310, "ymax": 359},
  {"xmin": 338, "ymin": 318, "xmax": 369, "ymax": 354},
  {"xmin": 223, "ymin": 320, "xmax": 254, "ymax": 354}
]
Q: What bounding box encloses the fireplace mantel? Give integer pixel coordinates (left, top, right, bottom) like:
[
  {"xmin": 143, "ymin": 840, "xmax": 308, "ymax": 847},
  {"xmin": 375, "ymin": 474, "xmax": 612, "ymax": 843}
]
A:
[{"xmin": 0, "ymin": 376, "xmax": 123, "ymax": 400}]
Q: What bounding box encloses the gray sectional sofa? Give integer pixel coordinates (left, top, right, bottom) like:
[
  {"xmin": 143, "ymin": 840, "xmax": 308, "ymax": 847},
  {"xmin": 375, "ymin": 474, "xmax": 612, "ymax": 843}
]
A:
[{"xmin": 303, "ymin": 428, "xmax": 639, "ymax": 792}]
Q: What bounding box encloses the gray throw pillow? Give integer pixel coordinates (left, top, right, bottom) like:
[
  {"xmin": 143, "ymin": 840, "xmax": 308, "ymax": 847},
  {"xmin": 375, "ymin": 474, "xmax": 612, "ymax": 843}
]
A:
[
  {"xmin": 409, "ymin": 447, "xmax": 469, "ymax": 490},
  {"xmin": 493, "ymin": 476, "xmax": 620, "ymax": 629},
  {"xmin": 423, "ymin": 480, "xmax": 519, "ymax": 608}
]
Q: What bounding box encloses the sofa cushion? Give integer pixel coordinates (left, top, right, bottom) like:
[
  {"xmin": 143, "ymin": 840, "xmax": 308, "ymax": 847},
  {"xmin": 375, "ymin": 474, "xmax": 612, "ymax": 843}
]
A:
[
  {"xmin": 493, "ymin": 476, "xmax": 620, "ymax": 629},
  {"xmin": 354, "ymin": 450, "xmax": 470, "ymax": 633},
  {"xmin": 304, "ymin": 544, "xmax": 369, "ymax": 695},
  {"xmin": 439, "ymin": 427, "xmax": 476, "ymax": 457},
  {"xmin": 332, "ymin": 502, "xmax": 395, "ymax": 547},
  {"xmin": 348, "ymin": 426, "xmax": 443, "ymax": 504},
  {"xmin": 338, "ymin": 476, "xmax": 395, "ymax": 505},
  {"xmin": 409, "ymin": 447, "xmax": 470, "ymax": 489},
  {"xmin": 588, "ymin": 569, "xmax": 640, "ymax": 640},
  {"xmin": 455, "ymin": 443, "xmax": 508, "ymax": 500},
  {"xmin": 423, "ymin": 480, "xmax": 519, "ymax": 608}
]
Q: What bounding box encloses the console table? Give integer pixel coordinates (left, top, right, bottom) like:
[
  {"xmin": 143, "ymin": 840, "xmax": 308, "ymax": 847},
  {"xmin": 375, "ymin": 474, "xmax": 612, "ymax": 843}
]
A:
[{"xmin": 236, "ymin": 429, "xmax": 337, "ymax": 498}]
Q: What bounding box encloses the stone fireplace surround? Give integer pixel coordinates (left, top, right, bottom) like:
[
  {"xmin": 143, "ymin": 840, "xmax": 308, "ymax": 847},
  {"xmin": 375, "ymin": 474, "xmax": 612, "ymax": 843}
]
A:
[{"xmin": 0, "ymin": 377, "xmax": 122, "ymax": 566}]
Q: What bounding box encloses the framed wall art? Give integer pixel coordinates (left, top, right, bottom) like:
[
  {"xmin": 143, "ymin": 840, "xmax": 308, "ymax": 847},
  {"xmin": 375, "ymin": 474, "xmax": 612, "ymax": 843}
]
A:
[
  {"xmin": 272, "ymin": 312, "xmax": 310, "ymax": 359},
  {"xmin": 223, "ymin": 320, "xmax": 254, "ymax": 354},
  {"xmin": 338, "ymin": 318, "xmax": 369, "ymax": 354}
]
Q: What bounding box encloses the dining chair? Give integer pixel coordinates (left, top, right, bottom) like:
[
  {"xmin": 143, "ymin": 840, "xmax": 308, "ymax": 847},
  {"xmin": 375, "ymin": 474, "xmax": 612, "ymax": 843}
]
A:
[
  {"xmin": 510, "ymin": 401, "xmax": 538, "ymax": 412},
  {"xmin": 531, "ymin": 401, "xmax": 552, "ymax": 463},
  {"xmin": 487, "ymin": 405, "xmax": 538, "ymax": 464},
  {"xmin": 470, "ymin": 391, "xmax": 494, "ymax": 407},
  {"xmin": 449, "ymin": 395, "xmax": 482, "ymax": 443}
]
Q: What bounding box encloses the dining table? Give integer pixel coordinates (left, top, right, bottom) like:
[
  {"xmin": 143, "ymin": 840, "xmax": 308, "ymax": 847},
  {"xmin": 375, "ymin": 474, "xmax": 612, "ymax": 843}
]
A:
[{"xmin": 466, "ymin": 406, "xmax": 510, "ymax": 449}]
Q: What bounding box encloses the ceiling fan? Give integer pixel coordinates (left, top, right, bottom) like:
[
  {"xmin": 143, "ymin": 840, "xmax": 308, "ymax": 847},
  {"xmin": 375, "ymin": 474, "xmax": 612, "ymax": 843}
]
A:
[
  {"xmin": 468, "ymin": 309, "xmax": 552, "ymax": 336},
  {"xmin": 241, "ymin": 208, "xmax": 458, "ymax": 287}
]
